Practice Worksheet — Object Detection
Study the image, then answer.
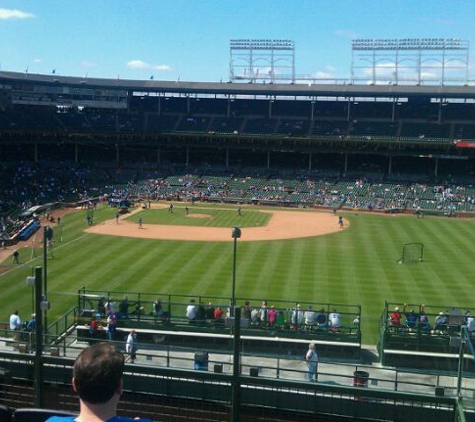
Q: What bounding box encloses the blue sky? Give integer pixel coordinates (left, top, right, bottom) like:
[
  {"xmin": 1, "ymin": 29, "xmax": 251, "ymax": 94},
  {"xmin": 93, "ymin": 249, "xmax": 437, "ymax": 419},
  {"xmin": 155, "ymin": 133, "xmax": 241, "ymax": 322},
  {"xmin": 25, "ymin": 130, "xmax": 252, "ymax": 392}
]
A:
[{"xmin": 1, "ymin": 0, "xmax": 475, "ymax": 83}]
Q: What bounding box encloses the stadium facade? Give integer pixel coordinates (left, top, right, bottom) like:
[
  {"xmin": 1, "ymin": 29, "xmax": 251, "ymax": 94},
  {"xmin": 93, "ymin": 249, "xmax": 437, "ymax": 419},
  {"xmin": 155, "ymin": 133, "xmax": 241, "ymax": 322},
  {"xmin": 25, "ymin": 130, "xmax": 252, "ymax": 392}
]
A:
[{"xmin": 1, "ymin": 70, "xmax": 475, "ymax": 181}]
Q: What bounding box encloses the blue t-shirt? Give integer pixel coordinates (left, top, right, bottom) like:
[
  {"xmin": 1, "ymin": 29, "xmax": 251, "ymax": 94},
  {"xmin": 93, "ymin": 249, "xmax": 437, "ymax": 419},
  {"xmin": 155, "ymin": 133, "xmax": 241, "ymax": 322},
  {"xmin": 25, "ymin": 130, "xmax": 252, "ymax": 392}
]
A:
[{"xmin": 46, "ymin": 416, "xmax": 154, "ymax": 422}]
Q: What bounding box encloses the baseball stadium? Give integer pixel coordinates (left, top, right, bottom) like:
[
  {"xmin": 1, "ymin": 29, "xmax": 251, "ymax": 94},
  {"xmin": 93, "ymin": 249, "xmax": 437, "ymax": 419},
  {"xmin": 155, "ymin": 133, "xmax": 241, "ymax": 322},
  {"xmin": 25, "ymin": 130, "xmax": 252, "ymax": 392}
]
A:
[{"xmin": 1, "ymin": 37, "xmax": 475, "ymax": 421}]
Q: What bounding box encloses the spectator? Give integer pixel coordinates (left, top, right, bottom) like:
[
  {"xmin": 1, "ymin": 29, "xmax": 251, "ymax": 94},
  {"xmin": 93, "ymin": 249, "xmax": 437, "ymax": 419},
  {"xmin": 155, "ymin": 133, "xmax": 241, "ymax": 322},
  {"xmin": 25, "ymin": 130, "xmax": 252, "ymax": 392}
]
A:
[
  {"xmin": 390, "ymin": 306, "xmax": 402, "ymax": 326},
  {"xmin": 434, "ymin": 312, "xmax": 448, "ymax": 331},
  {"xmin": 26, "ymin": 313, "xmax": 36, "ymax": 331},
  {"xmin": 305, "ymin": 343, "xmax": 319, "ymax": 382},
  {"xmin": 315, "ymin": 308, "xmax": 328, "ymax": 329},
  {"xmin": 250, "ymin": 307, "xmax": 260, "ymax": 326},
  {"xmin": 291, "ymin": 304, "xmax": 304, "ymax": 329},
  {"xmin": 304, "ymin": 305, "xmax": 316, "ymax": 330},
  {"xmin": 403, "ymin": 304, "xmax": 419, "ymax": 329},
  {"xmin": 186, "ymin": 299, "xmax": 197, "ymax": 323},
  {"xmin": 205, "ymin": 302, "xmax": 215, "ymax": 320},
  {"xmin": 125, "ymin": 330, "xmax": 138, "ymax": 364},
  {"xmin": 45, "ymin": 342, "xmax": 152, "ymax": 421},
  {"xmin": 213, "ymin": 306, "xmax": 224, "ymax": 322},
  {"xmin": 9, "ymin": 310, "xmax": 22, "ymax": 343},
  {"xmin": 275, "ymin": 310, "xmax": 286, "ymax": 329},
  {"xmin": 258, "ymin": 301, "xmax": 269, "ymax": 326},
  {"xmin": 118, "ymin": 297, "xmax": 130, "ymax": 319},
  {"xmin": 241, "ymin": 301, "xmax": 252, "ymax": 320},
  {"xmin": 267, "ymin": 305, "xmax": 278, "ymax": 326},
  {"xmin": 153, "ymin": 298, "xmax": 169, "ymax": 322},
  {"xmin": 106, "ymin": 313, "xmax": 117, "ymax": 341},
  {"xmin": 418, "ymin": 305, "xmax": 431, "ymax": 331},
  {"xmin": 328, "ymin": 309, "xmax": 341, "ymax": 331},
  {"xmin": 88, "ymin": 317, "xmax": 98, "ymax": 345},
  {"xmin": 466, "ymin": 312, "xmax": 475, "ymax": 334}
]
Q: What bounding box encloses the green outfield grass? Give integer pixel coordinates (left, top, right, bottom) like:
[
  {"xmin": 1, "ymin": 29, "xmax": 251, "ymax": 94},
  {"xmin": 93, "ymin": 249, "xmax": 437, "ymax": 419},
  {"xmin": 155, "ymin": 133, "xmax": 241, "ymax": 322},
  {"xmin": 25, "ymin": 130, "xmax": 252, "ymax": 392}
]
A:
[
  {"xmin": 125, "ymin": 206, "xmax": 271, "ymax": 228},
  {"xmin": 1, "ymin": 204, "xmax": 475, "ymax": 345}
]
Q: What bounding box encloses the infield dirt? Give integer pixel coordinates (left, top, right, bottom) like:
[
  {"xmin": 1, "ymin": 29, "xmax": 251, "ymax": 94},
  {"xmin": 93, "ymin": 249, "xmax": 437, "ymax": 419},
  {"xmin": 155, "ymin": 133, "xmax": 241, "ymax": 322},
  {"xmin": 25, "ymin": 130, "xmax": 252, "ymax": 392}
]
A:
[{"xmin": 85, "ymin": 204, "xmax": 347, "ymax": 242}]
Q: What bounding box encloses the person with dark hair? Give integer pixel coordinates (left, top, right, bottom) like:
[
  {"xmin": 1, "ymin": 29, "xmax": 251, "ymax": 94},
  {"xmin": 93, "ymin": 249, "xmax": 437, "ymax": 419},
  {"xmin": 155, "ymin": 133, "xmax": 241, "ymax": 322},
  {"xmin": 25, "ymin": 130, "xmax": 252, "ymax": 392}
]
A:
[{"xmin": 45, "ymin": 342, "xmax": 153, "ymax": 421}]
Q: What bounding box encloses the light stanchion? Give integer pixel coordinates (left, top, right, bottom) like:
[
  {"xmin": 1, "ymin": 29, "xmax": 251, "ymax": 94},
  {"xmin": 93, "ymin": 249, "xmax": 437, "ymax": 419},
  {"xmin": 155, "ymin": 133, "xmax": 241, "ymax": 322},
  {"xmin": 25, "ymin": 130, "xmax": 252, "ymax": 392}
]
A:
[{"xmin": 231, "ymin": 227, "xmax": 241, "ymax": 317}]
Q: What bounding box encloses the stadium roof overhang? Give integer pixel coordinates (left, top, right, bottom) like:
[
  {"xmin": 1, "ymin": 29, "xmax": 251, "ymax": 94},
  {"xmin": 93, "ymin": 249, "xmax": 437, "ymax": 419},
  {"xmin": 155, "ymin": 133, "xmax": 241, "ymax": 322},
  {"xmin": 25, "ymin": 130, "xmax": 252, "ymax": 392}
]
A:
[{"xmin": 2, "ymin": 70, "xmax": 475, "ymax": 99}]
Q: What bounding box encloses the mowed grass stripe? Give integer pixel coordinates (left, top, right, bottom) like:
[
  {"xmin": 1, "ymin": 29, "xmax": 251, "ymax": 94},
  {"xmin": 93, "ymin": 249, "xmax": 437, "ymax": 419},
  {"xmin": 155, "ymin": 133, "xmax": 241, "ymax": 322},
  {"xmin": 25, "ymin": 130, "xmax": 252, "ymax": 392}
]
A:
[
  {"xmin": 172, "ymin": 242, "xmax": 233, "ymax": 297},
  {"xmin": 4, "ymin": 205, "xmax": 475, "ymax": 346},
  {"xmin": 288, "ymin": 239, "xmax": 315, "ymax": 301},
  {"xmin": 273, "ymin": 241, "xmax": 299, "ymax": 301},
  {"xmin": 410, "ymin": 221, "xmax": 465, "ymax": 304},
  {"xmin": 245, "ymin": 241, "xmax": 287, "ymax": 300},
  {"xmin": 236, "ymin": 241, "xmax": 273, "ymax": 298}
]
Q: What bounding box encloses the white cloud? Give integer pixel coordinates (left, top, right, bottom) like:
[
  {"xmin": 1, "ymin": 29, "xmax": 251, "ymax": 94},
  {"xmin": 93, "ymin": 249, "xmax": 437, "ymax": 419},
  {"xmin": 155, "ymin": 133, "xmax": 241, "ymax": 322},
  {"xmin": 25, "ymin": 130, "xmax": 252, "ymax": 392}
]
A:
[
  {"xmin": 154, "ymin": 64, "xmax": 171, "ymax": 71},
  {"xmin": 33, "ymin": 58, "xmax": 41, "ymax": 63},
  {"xmin": 0, "ymin": 8, "xmax": 35, "ymax": 19},
  {"xmin": 312, "ymin": 71, "xmax": 335, "ymax": 79},
  {"xmin": 127, "ymin": 60, "xmax": 150, "ymax": 69},
  {"xmin": 127, "ymin": 60, "xmax": 171, "ymax": 71}
]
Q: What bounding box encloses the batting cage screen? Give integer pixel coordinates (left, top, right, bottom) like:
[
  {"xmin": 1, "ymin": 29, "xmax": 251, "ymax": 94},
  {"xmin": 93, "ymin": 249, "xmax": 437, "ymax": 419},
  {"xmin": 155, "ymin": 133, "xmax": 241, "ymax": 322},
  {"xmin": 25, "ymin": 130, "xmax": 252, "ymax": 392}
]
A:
[{"xmin": 398, "ymin": 243, "xmax": 424, "ymax": 264}]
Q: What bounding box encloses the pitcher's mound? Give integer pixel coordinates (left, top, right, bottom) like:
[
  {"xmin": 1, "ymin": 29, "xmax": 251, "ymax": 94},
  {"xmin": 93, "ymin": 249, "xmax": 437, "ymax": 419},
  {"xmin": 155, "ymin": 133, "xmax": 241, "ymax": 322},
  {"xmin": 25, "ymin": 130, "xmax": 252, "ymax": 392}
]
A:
[{"xmin": 187, "ymin": 214, "xmax": 214, "ymax": 220}]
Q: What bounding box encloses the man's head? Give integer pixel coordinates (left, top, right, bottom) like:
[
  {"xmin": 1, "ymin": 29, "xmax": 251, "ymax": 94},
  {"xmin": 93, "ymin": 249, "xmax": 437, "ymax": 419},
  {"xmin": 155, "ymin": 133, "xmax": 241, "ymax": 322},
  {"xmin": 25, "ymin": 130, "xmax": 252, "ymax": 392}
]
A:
[{"xmin": 73, "ymin": 342, "xmax": 124, "ymax": 404}]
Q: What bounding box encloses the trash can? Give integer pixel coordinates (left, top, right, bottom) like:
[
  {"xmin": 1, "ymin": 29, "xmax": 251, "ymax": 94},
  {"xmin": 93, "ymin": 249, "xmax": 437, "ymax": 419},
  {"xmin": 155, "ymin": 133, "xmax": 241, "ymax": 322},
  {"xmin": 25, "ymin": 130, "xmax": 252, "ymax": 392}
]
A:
[
  {"xmin": 194, "ymin": 352, "xmax": 209, "ymax": 371},
  {"xmin": 353, "ymin": 371, "xmax": 369, "ymax": 387},
  {"xmin": 249, "ymin": 367, "xmax": 259, "ymax": 377}
]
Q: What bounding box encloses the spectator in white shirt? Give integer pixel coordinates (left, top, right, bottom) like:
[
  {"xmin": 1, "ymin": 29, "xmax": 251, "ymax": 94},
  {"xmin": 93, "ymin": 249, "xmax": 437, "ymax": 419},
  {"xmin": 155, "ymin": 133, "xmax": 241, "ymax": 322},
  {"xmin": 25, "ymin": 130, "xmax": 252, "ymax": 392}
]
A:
[
  {"xmin": 186, "ymin": 299, "xmax": 197, "ymax": 322},
  {"xmin": 328, "ymin": 309, "xmax": 341, "ymax": 331}
]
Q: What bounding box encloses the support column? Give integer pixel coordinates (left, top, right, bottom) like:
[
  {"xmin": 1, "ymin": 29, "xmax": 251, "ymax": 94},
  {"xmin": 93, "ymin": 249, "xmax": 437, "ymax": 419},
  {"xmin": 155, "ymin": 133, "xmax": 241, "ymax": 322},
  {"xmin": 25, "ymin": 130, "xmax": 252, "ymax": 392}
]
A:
[
  {"xmin": 231, "ymin": 306, "xmax": 241, "ymax": 422},
  {"xmin": 186, "ymin": 147, "xmax": 190, "ymax": 166},
  {"xmin": 434, "ymin": 158, "xmax": 439, "ymax": 178},
  {"xmin": 226, "ymin": 148, "xmax": 230, "ymax": 168},
  {"xmin": 344, "ymin": 153, "xmax": 348, "ymax": 173},
  {"xmin": 75, "ymin": 143, "xmax": 79, "ymax": 163},
  {"xmin": 116, "ymin": 144, "xmax": 120, "ymax": 166},
  {"xmin": 308, "ymin": 152, "xmax": 312, "ymax": 171},
  {"xmin": 388, "ymin": 156, "xmax": 393, "ymax": 175},
  {"xmin": 157, "ymin": 146, "xmax": 161, "ymax": 165},
  {"xmin": 33, "ymin": 266, "xmax": 44, "ymax": 408},
  {"xmin": 34, "ymin": 143, "xmax": 38, "ymax": 163},
  {"xmin": 267, "ymin": 150, "xmax": 270, "ymax": 169}
]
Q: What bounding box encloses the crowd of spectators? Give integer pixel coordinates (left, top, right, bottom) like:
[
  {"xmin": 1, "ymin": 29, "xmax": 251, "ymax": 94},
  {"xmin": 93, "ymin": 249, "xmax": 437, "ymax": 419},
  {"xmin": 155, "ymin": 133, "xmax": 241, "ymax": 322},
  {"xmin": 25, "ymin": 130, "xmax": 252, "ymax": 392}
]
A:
[
  {"xmin": 3, "ymin": 160, "xmax": 475, "ymax": 242},
  {"xmin": 388, "ymin": 303, "xmax": 475, "ymax": 335},
  {"xmin": 180, "ymin": 299, "xmax": 358, "ymax": 333}
]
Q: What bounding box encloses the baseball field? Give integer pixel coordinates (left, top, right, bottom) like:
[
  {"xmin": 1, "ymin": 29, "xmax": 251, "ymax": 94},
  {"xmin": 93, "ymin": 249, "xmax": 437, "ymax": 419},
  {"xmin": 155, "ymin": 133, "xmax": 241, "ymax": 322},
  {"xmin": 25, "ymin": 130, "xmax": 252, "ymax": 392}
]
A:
[{"xmin": 1, "ymin": 202, "xmax": 475, "ymax": 345}]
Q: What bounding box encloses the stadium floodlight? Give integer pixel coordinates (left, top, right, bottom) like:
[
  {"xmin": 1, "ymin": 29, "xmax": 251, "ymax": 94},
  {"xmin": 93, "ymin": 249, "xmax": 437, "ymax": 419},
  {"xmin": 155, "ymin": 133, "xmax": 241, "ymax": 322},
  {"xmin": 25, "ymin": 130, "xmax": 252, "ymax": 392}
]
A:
[
  {"xmin": 351, "ymin": 37, "xmax": 470, "ymax": 85},
  {"xmin": 229, "ymin": 39, "xmax": 295, "ymax": 83}
]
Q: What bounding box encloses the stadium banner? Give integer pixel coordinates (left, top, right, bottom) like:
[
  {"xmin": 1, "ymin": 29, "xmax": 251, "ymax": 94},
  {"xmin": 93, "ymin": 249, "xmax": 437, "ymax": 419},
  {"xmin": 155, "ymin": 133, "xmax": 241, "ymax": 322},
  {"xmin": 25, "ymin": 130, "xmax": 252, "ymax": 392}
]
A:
[{"xmin": 455, "ymin": 141, "xmax": 475, "ymax": 149}]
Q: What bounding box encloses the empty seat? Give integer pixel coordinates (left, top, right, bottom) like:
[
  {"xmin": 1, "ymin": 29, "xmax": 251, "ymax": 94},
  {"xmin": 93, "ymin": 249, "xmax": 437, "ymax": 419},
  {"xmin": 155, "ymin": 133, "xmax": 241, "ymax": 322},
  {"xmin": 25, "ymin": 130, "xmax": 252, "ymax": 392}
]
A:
[{"xmin": 0, "ymin": 404, "xmax": 13, "ymax": 422}]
